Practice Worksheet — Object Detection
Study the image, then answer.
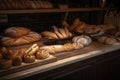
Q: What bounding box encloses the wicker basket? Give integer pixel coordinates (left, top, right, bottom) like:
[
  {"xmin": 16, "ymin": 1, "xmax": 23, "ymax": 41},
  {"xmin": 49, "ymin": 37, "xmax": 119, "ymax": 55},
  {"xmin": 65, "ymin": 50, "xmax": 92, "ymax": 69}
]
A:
[{"xmin": 104, "ymin": 11, "xmax": 120, "ymax": 30}]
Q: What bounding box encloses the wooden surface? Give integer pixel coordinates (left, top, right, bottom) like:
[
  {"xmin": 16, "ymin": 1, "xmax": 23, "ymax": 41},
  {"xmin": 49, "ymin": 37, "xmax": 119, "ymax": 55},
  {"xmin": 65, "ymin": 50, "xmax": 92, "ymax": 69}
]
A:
[
  {"xmin": 0, "ymin": 42, "xmax": 112, "ymax": 76},
  {"xmin": 0, "ymin": 8, "xmax": 116, "ymax": 14},
  {"xmin": 0, "ymin": 55, "xmax": 57, "ymax": 77},
  {"xmin": 0, "ymin": 42, "xmax": 120, "ymax": 80}
]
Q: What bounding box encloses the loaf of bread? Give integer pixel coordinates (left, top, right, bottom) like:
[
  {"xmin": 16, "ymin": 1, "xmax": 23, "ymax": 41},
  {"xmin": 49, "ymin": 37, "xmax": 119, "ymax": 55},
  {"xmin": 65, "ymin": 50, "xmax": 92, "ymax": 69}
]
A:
[
  {"xmin": 5, "ymin": 27, "xmax": 31, "ymax": 38},
  {"xmin": 97, "ymin": 36, "xmax": 117, "ymax": 45},
  {"xmin": 72, "ymin": 35, "xmax": 92, "ymax": 46},
  {"xmin": 1, "ymin": 31, "xmax": 41, "ymax": 46}
]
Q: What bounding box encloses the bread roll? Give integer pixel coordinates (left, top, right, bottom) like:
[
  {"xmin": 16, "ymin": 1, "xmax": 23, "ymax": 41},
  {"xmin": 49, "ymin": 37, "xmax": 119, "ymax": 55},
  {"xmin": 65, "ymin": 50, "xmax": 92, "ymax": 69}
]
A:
[
  {"xmin": 5, "ymin": 27, "xmax": 31, "ymax": 38},
  {"xmin": 40, "ymin": 45, "xmax": 65, "ymax": 53},
  {"xmin": 58, "ymin": 28, "xmax": 67, "ymax": 38},
  {"xmin": 0, "ymin": 59, "xmax": 12, "ymax": 70},
  {"xmin": 97, "ymin": 36, "xmax": 117, "ymax": 45},
  {"xmin": 36, "ymin": 49, "xmax": 50, "ymax": 59},
  {"xmin": 105, "ymin": 38, "xmax": 117, "ymax": 45},
  {"xmin": 63, "ymin": 43, "xmax": 74, "ymax": 51},
  {"xmin": 23, "ymin": 55, "xmax": 35, "ymax": 63},
  {"xmin": 98, "ymin": 36, "xmax": 108, "ymax": 43},
  {"xmin": 64, "ymin": 27, "xmax": 70, "ymax": 37},
  {"xmin": 41, "ymin": 31, "xmax": 58, "ymax": 39},
  {"xmin": 72, "ymin": 42, "xmax": 84, "ymax": 49},
  {"xmin": 2, "ymin": 31, "xmax": 41, "ymax": 46}
]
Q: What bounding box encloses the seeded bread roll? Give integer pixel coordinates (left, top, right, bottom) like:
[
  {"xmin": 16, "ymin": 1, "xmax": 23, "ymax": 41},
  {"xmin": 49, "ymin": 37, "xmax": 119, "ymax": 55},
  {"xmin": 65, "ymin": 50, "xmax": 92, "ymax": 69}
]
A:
[{"xmin": 5, "ymin": 27, "xmax": 31, "ymax": 38}]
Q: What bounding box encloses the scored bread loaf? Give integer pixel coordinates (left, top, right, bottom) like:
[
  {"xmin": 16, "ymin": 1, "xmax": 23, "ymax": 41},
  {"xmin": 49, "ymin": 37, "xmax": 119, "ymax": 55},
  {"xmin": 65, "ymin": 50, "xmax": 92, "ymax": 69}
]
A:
[
  {"xmin": 1, "ymin": 31, "xmax": 41, "ymax": 46},
  {"xmin": 5, "ymin": 27, "xmax": 31, "ymax": 38}
]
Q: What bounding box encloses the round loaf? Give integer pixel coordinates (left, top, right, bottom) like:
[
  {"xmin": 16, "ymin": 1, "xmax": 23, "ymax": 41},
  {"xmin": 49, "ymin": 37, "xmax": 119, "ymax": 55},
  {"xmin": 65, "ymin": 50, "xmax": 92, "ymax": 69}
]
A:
[
  {"xmin": 5, "ymin": 27, "xmax": 31, "ymax": 38},
  {"xmin": 72, "ymin": 35, "xmax": 92, "ymax": 46},
  {"xmin": 1, "ymin": 31, "xmax": 41, "ymax": 46}
]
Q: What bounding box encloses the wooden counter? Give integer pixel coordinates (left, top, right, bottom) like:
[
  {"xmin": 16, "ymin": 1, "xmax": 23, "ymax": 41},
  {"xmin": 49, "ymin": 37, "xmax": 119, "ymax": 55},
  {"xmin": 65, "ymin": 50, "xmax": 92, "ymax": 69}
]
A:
[{"xmin": 1, "ymin": 42, "xmax": 120, "ymax": 80}]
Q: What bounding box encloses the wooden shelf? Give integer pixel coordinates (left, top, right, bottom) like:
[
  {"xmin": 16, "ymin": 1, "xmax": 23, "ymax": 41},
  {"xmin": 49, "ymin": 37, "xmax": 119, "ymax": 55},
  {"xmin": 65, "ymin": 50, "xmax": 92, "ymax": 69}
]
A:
[{"xmin": 0, "ymin": 8, "xmax": 116, "ymax": 14}]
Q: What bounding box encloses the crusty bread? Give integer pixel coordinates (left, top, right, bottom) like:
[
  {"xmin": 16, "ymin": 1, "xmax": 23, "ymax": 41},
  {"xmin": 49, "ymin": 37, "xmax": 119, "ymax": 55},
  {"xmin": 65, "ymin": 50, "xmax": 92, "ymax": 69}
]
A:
[
  {"xmin": 2, "ymin": 31, "xmax": 41, "ymax": 46},
  {"xmin": 5, "ymin": 27, "xmax": 31, "ymax": 38},
  {"xmin": 36, "ymin": 49, "xmax": 50, "ymax": 59},
  {"xmin": 97, "ymin": 36, "xmax": 117, "ymax": 45},
  {"xmin": 41, "ymin": 31, "xmax": 58, "ymax": 39},
  {"xmin": 72, "ymin": 35, "xmax": 92, "ymax": 46},
  {"xmin": 58, "ymin": 28, "xmax": 67, "ymax": 38},
  {"xmin": 0, "ymin": 59, "xmax": 12, "ymax": 69}
]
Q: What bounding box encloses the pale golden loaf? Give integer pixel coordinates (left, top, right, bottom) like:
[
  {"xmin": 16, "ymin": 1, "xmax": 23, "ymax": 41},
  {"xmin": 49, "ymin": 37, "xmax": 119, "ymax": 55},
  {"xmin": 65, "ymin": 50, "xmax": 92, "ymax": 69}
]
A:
[
  {"xmin": 2, "ymin": 31, "xmax": 41, "ymax": 46},
  {"xmin": 5, "ymin": 27, "xmax": 31, "ymax": 38}
]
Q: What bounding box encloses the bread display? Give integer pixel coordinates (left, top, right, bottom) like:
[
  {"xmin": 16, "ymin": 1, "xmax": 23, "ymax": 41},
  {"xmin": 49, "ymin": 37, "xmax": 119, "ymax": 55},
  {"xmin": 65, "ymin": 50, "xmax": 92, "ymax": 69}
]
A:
[
  {"xmin": 1, "ymin": 31, "xmax": 41, "ymax": 46},
  {"xmin": 41, "ymin": 26, "xmax": 72, "ymax": 39},
  {"xmin": 97, "ymin": 36, "xmax": 117, "ymax": 45},
  {"xmin": 5, "ymin": 27, "xmax": 30, "ymax": 38},
  {"xmin": 72, "ymin": 35, "xmax": 92, "ymax": 46}
]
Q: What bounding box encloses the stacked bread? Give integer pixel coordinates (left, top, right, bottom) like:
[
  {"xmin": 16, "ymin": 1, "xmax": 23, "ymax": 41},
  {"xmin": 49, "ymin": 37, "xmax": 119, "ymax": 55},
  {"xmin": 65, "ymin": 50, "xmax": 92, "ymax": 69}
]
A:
[
  {"xmin": 1, "ymin": 27, "xmax": 41, "ymax": 46},
  {"xmin": 41, "ymin": 26, "xmax": 72, "ymax": 39},
  {"xmin": 0, "ymin": 44, "xmax": 50, "ymax": 69},
  {"xmin": 0, "ymin": 0, "xmax": 53, "ymax": 10}
]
